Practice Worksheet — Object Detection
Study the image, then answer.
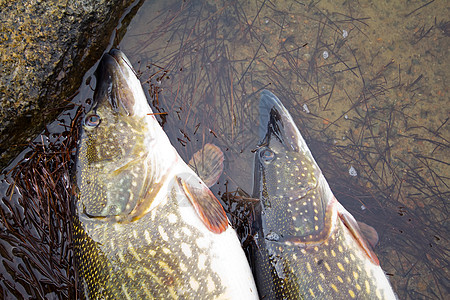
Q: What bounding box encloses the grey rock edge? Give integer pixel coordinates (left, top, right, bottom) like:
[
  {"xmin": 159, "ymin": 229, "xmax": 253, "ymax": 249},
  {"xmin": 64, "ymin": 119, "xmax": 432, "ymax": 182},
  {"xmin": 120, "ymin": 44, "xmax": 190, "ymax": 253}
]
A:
[{"xmin": 0, "ymin": 0, "xmax": 141, "ymax": 170}]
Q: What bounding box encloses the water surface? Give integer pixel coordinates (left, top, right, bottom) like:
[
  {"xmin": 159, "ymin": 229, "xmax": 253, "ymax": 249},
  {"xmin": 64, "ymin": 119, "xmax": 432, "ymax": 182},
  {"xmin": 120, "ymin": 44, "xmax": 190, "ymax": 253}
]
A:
[{"xmin": 1, "ymin": 0, "xmax": 448, "ymax": 298}]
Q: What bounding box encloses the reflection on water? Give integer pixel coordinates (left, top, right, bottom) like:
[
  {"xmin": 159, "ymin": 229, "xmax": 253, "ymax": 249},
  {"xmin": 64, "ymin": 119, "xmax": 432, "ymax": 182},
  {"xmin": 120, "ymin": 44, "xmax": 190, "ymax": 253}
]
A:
[{"xmin": 1, "ymin": 0, "xmax": 448, "ymax": 298}]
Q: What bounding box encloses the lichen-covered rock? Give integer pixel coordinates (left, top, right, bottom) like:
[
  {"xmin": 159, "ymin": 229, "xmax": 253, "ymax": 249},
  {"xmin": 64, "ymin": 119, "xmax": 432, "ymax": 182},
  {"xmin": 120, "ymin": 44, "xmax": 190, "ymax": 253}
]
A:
[{"xmin": 0, "ymin": 0, "xmax": 136, "ymax": 169}]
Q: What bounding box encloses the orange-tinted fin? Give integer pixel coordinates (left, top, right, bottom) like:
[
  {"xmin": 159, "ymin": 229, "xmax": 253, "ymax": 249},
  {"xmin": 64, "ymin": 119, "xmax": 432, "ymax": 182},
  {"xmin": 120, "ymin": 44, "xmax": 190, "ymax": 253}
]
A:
[
  {"xmin": 337, "ymin": 202, "xmax": 380, "ymax": 265},
  {"xmin": 188, "ymin": 143, "xmax": 224, "ymax": 188},
  {"xmin": 177, "ymin": 177, "xmax": 228, "ymax": 234},
  {"xmin": 357, "ymin": 221, "xmax": 379, "ymax": 248}
]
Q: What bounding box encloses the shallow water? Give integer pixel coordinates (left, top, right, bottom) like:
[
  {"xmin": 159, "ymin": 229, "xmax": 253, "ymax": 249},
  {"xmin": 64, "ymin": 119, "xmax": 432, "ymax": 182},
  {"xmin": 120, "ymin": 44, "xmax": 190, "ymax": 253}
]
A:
[
  {"xmin": 1, "ymin": 0, "xmax": 448, "ymax": 298},
  {"xmin": 118, "ymin": 1, "xmax": 449, "ymax": 298}
]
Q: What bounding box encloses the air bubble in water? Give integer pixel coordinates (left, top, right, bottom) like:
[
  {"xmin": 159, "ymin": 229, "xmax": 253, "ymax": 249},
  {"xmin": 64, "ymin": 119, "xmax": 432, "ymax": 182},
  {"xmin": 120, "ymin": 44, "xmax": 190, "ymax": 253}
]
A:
[
  {"xmin": 349, "ymin": 165, "xmax": 357, "ymax": 177},
  {"xmin": 303, "ymin": 103, "xmax": 310, "ymax": 114}
]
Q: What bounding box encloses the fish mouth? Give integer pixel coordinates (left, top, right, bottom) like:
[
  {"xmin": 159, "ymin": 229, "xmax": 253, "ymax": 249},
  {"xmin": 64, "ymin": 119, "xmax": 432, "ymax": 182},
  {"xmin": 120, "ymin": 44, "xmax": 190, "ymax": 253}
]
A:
[{"xmin": 93, "ymin": 49, "xmax": 142, "ymax": 116}]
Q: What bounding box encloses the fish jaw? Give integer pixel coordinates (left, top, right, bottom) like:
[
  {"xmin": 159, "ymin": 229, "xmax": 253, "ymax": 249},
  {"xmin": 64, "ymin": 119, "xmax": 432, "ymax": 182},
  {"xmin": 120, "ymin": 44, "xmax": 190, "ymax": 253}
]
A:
[
  {"xmin": 77, "ymin": 49, "xmax": 179, "ymax": 221},
  {"xmin": 251, "ymin": 90, "xmax": 396, "ymax": 299},
  {"xmin": 254, "ymin": 89, "xmax": 335, "ymax": 242}
]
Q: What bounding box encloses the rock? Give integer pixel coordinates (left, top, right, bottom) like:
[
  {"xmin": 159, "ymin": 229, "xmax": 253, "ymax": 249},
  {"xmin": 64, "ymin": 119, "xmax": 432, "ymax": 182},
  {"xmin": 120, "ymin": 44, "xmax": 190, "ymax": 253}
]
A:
[{"xmin": 0, "ymin": 0, "xmax": 137, "ymax": 169}]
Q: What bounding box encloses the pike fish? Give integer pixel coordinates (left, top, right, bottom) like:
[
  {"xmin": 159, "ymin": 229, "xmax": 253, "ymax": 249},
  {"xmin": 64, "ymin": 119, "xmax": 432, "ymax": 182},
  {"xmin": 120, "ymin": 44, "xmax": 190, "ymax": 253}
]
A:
[
  {"xmin": 251, "ymin": 90, "xmax": 396, "ymax": 299},
  {"xmin": 74, "ymin": 49, "xmax": 258, "ymax": 299}
]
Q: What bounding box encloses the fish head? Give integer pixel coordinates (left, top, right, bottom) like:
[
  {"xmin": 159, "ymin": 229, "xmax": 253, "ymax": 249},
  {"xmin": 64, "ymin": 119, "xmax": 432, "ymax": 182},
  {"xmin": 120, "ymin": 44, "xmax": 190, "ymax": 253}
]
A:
[
  {"xmin": 254, "ymin": 90, "xmax": 335, "ymax": 243},
  {"xmin": 76, "ymin": 49, "xmax": 176, "ymax": 221}
]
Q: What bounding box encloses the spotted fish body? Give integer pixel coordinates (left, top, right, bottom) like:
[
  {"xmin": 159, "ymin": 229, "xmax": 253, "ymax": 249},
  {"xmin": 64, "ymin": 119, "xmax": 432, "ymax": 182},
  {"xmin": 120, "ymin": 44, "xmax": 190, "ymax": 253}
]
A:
[
  {"xmin": 74, "ymin": 49, "xmax": 258, "ymax": 299},
  {"xmin": 251, "ymin": 90, "xmax": 396, "ymax": 299}
]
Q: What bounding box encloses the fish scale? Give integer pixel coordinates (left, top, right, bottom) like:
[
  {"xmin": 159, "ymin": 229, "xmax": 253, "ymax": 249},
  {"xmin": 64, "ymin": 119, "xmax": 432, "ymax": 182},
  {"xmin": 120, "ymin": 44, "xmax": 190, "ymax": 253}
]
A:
[
  {"xmin": 251, "ymin": 90, "xmax": 396, "ymax": 299},
  {"xmin": 74, "ymin": 189, "xmax": 225, "ymax": 299},
  {"xmin": 258, "ymin": 138, "xmax": 323, "ymax": 239}
]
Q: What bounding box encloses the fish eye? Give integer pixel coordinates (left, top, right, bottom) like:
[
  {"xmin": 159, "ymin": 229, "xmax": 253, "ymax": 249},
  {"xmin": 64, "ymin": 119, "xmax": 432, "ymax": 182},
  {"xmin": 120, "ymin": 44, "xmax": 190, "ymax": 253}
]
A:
[
  {"xmin": 260, "ymin": 148, "xmax": 275, "ymax": 162},
  {"xmin": 84, "ymin": 114, "xmax": 101, "ymax": 128}
]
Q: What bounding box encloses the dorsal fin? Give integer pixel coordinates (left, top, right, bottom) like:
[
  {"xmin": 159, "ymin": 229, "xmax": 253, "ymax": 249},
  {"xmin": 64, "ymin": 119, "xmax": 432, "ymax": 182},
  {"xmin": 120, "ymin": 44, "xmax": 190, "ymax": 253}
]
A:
[{"xmin": 177, "ymin": 177, "xmax": 228, "ymax": 234}]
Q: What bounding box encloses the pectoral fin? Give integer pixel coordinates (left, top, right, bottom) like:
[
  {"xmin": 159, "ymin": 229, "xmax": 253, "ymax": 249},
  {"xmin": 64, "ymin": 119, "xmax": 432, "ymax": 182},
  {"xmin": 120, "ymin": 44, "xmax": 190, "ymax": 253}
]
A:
[
  {"xmin": 357, "ymin": 221, "xmax": 379, "ymax": 249},
  {"xmin": 188, "ymin": 143, "xmax": 224, "ymax": 188},
  {"xmin": 337, "ymin": 202, "xmax": 380, "ymax": 265},
  {"xmin": 177, "ymin": 177, "xmax": 228, "ymax": 234}
]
